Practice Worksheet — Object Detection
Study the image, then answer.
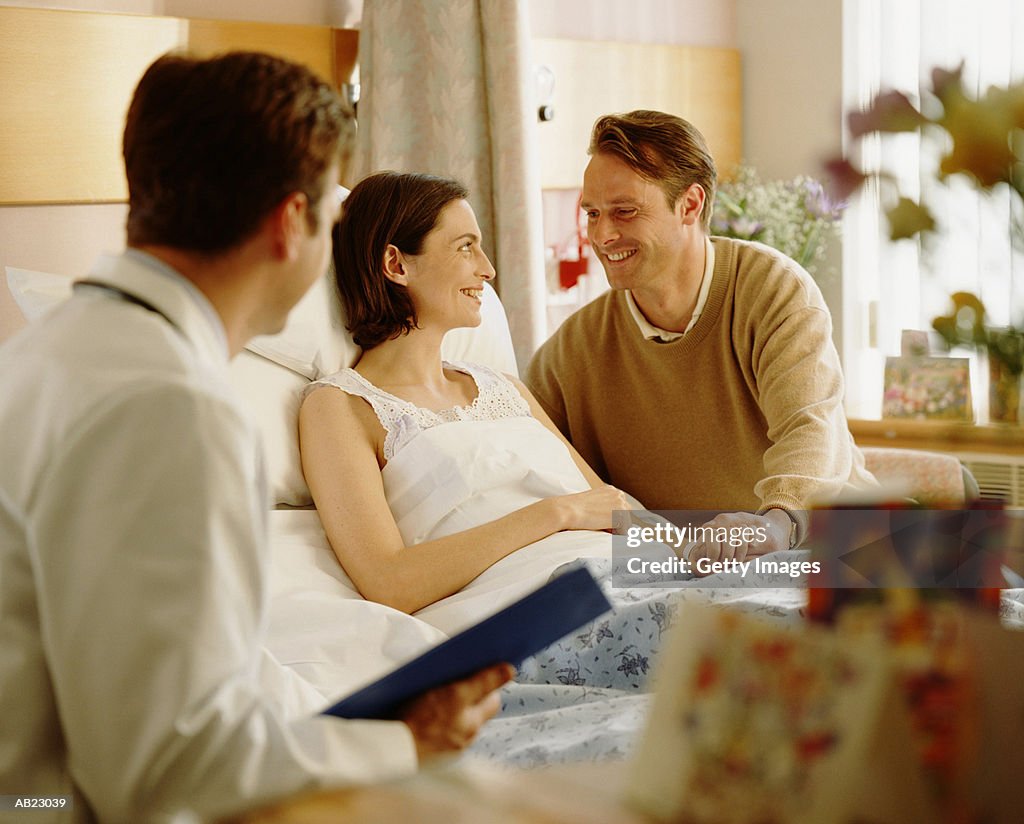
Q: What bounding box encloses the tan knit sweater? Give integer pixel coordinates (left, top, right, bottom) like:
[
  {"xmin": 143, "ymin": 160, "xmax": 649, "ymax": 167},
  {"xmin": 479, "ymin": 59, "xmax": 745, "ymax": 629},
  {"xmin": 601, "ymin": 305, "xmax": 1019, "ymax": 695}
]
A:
[{"xmin": 526, "ymin": 237, "xmax": 875, "ymax": 522}]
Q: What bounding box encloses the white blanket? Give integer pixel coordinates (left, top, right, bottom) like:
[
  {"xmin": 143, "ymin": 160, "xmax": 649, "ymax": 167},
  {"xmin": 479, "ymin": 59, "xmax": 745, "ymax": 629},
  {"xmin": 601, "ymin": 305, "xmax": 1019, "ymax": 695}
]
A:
[
  {"xmin": 264, "ymin": 508, "xmax": 444, "ymax": 702},
  {"xmin": 383, "ymin": 416, "xmax": 622, "ymax": 635},
  {"xmin": 264, "ymin": 415, "xmax": 622, "ymax": 699}
]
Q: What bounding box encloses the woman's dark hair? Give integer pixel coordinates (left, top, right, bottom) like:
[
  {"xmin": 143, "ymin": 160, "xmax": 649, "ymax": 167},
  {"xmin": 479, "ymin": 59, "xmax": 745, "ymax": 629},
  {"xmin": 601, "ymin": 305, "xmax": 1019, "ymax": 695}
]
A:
[{"xmin": 333, "ymin": 171, "xmax": 469, "ymax": 349}]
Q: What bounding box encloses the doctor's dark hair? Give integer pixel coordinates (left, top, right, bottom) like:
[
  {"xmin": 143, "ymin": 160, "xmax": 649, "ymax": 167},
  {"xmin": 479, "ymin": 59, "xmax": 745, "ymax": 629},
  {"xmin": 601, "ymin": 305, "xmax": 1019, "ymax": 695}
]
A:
[
  {"xmin": 589, "ymin": 110, "xmax": 717, "ymax": 231},
  {"xmin": 333, "ymin": 172, "xmax": 469, "ymax": 350},
  {"xmin": 123, "ymin": 51, "xmax": 351, "ymax": 252}
]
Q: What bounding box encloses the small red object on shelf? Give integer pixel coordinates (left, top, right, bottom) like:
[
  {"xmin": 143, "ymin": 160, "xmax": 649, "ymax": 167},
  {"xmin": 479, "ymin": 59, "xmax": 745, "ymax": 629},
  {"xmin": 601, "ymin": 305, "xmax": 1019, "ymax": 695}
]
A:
[
  {"xmin": 558, "ymin": 194, "xmax": 589, "ymax": 290},
  {"xmin": 558, "ymin": 256, "xmax": 587, "ymax": 290}
]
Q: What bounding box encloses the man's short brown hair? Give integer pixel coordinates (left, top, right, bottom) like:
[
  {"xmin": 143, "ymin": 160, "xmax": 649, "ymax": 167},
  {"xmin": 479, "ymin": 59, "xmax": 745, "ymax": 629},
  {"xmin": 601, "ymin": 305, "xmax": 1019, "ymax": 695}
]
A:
[
  {"xmin": 333, "ymin": 172, "xmax": 469, "ymax": 350},
  {"xmin": 588, "ymin": 110, "xmax": 717, "ymax": 231},
  {"xmin": 123, "ymin": 51, "xmax": 351, "ymax": 252}
]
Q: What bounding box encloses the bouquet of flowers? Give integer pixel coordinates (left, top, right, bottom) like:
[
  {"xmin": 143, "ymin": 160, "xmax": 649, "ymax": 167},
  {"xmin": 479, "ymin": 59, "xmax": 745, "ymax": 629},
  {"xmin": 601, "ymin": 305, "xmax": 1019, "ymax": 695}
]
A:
[{"xmin": 711, "ymin": 165, "xmax": 844, "ymax": 281}]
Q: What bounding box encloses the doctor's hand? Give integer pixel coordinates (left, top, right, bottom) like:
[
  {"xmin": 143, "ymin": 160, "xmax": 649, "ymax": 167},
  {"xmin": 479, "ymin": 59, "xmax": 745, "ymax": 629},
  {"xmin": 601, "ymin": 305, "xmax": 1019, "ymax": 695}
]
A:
[
  {"xmin": 687, "ymin": 509, "xmax": 794, "ymax": 572},
  {"xmin": 550, "ymin": 484, "xmax": 634, "ymax": 532},
  {"xmin": 401, "ymin": 662, "xmax": 514, "ymax": 762}
]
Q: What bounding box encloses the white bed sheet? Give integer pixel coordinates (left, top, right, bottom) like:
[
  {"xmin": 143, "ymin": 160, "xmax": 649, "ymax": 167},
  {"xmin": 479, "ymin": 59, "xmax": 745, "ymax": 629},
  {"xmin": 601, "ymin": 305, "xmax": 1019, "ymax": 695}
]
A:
[
  {"xmin": 265, "ymin": 509, "xmax": 444, "ymax": 700},
  {"xmin": 263, "ymin": 504, "xmax": 814, "ymax": 706},
  {"xmin": 264, "ymin": 508, "xmax": 625, "ymax": 699}
]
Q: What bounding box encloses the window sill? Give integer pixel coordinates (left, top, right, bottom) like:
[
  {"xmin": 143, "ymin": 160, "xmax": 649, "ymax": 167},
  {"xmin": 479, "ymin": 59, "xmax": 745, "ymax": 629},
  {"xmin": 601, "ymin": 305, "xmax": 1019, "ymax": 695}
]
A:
[{"xmin": 850, "ymin": 418, "xmax": 1024, "ymax": 456}]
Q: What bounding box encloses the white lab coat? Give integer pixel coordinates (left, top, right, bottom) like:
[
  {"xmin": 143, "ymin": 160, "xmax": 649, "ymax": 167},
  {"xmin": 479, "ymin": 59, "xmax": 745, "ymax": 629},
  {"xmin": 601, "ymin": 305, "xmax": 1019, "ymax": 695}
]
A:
[{"xmin": 0, "ymin": 253, "xmax": 417, "ymax": 824}]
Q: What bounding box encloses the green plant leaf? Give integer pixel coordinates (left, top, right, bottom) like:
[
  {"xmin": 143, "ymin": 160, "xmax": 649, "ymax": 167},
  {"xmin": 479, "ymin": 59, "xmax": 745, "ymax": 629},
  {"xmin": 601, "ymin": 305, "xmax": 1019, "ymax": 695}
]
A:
[
  {"xmin": 848, "ymin": 91, "xmax": 928, "ymax": 137},
  {"xmin": 886, "ymin": 197, "xmax": 936, "ymax": 240},
  {"xmin": 938, "ymin": 86, "xmax": 1019, "ymax": 187}
]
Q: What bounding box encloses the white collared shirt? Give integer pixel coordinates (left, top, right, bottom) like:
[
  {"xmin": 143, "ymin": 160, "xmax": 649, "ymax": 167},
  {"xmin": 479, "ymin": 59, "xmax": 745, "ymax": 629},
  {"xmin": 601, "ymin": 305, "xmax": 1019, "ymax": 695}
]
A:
[
  {"xmin": 625, "ymin": 237, "xmax": 715, "ymax": 341},
  {"xmin": 0, "ymin": 252, "xmax": 417, "ymax": 822},
  {"xmin": 122, "ymin": 247, "xmax": 229, "ymax": 358}
]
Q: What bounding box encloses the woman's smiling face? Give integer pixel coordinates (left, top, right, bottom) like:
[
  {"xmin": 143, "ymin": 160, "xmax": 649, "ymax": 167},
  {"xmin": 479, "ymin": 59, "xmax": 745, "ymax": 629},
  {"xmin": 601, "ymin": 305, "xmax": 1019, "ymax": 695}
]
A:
[{"xmin": 401, "ymin": 198, "xmax": 495, "ymax": 331}]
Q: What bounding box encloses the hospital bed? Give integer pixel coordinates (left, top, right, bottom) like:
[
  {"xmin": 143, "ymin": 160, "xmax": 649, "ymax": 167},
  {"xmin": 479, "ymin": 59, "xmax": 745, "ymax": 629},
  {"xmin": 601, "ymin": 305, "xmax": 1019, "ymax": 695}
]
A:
[{"xmin": 8, "ymin": 264, "xmax": 1024, "ymax": 773}]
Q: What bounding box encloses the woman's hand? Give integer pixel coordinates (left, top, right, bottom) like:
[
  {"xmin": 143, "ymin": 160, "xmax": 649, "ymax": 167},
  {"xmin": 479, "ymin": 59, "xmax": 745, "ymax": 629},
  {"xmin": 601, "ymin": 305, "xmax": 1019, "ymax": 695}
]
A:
[{"xmin": 550, "ymin": 484, "xmax": 633, "ymax": 532}]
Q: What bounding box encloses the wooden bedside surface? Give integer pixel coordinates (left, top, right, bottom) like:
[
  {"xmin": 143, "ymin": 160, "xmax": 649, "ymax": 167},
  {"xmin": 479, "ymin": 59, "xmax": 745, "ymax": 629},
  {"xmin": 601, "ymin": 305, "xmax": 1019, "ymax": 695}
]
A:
[
  {"xmin": 223, "ymin": 760, "xmax": 649, "ymax": 824},
  {"xmin": 849, "ymin": 418, "xmax": 1024, "ymax": 456}
]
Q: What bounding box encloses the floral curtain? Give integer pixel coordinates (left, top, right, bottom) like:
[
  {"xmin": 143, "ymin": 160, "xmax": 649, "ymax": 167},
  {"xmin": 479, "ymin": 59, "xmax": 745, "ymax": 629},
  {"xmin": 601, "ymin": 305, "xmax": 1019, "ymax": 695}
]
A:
[
  {"xmin": 843, "ymin": 0, "xmax": 1024, "ymax": 417},
  {"xmin": 353, "ymin": 0, "xmax": 546, "ymax": 371}
]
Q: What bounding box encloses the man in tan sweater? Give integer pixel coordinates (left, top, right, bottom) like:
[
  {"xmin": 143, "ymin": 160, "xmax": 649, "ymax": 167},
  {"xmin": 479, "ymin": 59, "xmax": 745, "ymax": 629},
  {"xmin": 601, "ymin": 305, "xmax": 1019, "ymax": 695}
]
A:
[{"xmin": 526, "ymin": 110, "xmax": 875, "ymax": 560}]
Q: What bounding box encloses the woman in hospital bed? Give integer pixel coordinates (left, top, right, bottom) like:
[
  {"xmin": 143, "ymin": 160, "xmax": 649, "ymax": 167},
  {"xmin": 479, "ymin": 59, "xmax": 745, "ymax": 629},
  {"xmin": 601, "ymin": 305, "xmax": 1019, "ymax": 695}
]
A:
[{"xmin": 298, "ymin": 171, "xmax": 703, "ymax": 691}]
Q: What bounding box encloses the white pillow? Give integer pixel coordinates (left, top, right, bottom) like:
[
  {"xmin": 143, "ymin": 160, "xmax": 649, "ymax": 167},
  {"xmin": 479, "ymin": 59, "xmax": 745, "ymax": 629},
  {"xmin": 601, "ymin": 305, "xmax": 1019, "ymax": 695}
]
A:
[
  {"xmin": 246, "ymin": 267, "xmax": 358, "ymax": 380},
  {"xmin": 242, "ymin": 273, "xmax": 518, "ymax": 505},
  {"xmin": 227, "ymin": 350, "xmax": 310, "ymax": 505},
  {"xmin": 6, "ymin": 267, "xmax": 73, "ymax": 320},
  {"xmin": 248, "ymin": 263, "xmax": 517, "ymax": 380}
]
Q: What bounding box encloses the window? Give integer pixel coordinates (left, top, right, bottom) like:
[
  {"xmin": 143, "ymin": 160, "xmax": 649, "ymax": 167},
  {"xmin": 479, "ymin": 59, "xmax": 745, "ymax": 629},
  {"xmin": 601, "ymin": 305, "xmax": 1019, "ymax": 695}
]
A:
[{"xmin": 842, "ymin": 0, "xmax": 1024, "ymax": 418}]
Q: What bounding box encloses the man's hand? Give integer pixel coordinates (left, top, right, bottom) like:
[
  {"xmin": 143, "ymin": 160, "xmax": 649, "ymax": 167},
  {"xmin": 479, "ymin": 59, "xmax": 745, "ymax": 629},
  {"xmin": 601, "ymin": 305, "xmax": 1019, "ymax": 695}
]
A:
[
  {"xmin": 400, "ymin": 663, "xmax": 514, "ymax": 762},
  {"xmin": 686, "ymin": 509, "xmax": 793, "ymax": 571}
]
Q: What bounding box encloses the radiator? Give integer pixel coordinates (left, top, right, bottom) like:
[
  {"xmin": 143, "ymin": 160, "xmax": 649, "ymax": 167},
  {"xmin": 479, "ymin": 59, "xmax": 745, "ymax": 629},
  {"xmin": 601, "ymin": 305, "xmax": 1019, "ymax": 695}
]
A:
[{"xmin": 957, "ymin": 452, "xmax": 1024, "ymax": 507}]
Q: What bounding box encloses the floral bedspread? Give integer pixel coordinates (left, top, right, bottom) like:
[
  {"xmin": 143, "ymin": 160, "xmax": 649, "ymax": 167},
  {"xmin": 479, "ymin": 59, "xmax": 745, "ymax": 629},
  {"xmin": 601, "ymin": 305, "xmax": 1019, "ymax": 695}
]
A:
[
  {"xmin": 470, "ymin": 555, "xmax": 810, "ymax": 766},
  {"xmin": 470, "ymin": 556, "xmax": 1024, "ymax": 768}
]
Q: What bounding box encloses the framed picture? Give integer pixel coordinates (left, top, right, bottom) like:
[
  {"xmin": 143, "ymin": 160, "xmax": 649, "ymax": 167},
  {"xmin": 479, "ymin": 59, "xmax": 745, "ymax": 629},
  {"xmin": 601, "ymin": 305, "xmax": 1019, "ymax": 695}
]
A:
[
  {"xmin": 900, "ymin": 329, "xmax": 931, "ymax": 357},
  {"xmin": 882, "ymin": 356, "xmax": 973, "ymax": 421}
]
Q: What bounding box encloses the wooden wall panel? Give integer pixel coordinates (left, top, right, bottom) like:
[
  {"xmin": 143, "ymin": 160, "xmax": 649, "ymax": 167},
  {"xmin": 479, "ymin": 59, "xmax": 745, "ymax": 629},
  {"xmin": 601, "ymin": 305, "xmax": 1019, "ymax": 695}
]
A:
[
  {"xmin": 532, "ymin": 38, "xmax": 742, "ymax": 189},
  {"xmin": 332, "ymin": 28, "xmax": 359, "ymax": 86},
  {"xmin": 186, "ymin": 18, "xmax": 334, "ymax": 83},
  {"xmin": 0, "ymin": 8, "xmax": 184, "ymax": 204}
]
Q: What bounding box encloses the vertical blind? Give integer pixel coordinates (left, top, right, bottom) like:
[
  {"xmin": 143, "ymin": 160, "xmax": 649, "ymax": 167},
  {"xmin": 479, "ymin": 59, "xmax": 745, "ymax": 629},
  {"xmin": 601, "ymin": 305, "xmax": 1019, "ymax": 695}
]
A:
[{"xmin": 842, "ymin": 0, "xmax": 1024, "ymax": 418}]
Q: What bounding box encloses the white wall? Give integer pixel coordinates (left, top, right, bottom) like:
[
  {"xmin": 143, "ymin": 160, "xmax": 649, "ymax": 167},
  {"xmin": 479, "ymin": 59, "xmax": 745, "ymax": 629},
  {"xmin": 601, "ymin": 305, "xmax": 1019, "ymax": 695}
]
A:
[
  {"xmin": 529, "ymin": 0, "xmax": 734, "ymax": 46},
  {"xmin": 735, "ymin": 0, "xmax": 845, "ymax": 350},
  {"xmin": 736, "ymin": 0, "xmax": 842, "ymax": 178},
  {"xmin": 1, "ymin": 0, "xmax": 733, "ymax": 41}
]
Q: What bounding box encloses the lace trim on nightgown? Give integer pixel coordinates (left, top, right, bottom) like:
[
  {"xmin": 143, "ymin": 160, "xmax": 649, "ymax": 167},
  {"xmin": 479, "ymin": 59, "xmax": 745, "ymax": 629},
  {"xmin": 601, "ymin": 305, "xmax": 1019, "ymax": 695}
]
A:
[{"xmin": 307, "ymin": 360, "xmax": 532, "ymax": 462}]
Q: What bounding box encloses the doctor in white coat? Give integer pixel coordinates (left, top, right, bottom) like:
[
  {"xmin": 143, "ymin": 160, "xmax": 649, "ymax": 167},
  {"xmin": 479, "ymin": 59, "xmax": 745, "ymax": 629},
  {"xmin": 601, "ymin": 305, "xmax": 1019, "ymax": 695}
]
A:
[{"xmin": 0, "ymin": 51, "xmax": 510, "ymax": 824}]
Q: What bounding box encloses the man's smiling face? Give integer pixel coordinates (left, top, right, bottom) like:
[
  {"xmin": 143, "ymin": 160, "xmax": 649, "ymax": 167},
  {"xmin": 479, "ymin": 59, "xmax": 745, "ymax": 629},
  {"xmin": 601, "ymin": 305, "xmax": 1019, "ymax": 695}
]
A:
[{"xmin": 581, "ymin": 152, "xmax": 688, "ymax": 293}]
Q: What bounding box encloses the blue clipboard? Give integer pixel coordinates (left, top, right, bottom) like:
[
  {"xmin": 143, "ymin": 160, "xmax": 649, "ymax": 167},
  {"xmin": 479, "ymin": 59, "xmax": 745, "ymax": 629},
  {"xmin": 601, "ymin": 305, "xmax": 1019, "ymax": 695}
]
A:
[{"xmin": 322, "ymin": 564, "xmax": 611, "ymax": 720}]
